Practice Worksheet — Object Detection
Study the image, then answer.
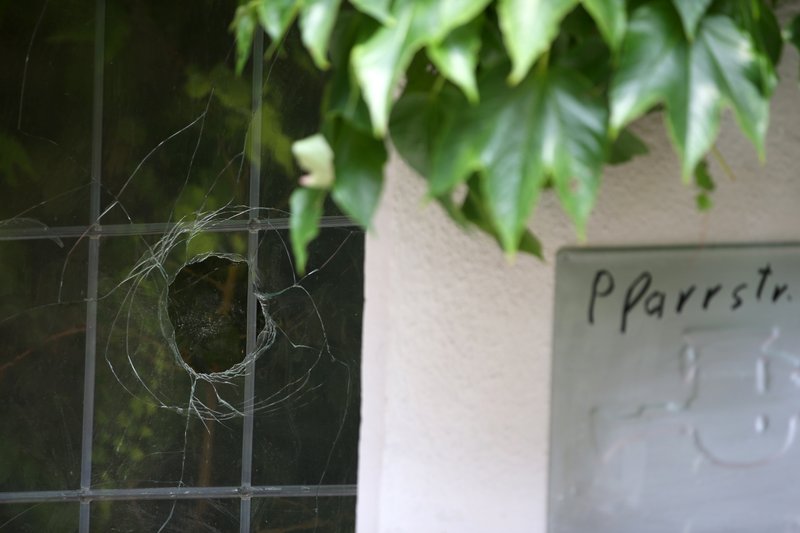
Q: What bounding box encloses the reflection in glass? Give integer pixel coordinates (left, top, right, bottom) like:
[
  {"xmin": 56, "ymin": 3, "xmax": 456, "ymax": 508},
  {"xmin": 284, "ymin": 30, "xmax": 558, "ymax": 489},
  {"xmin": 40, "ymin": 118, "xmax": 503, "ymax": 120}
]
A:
[
  {"xmin": 100, "ymin": 1, "xmax": 249, "ymax": 225},
  {"xmin": 91, "ymin": 499, "xmax": 238, "ymax": 532},
  {"xmin": 0, "ymin": 239, "xmax": 87, "ymax": 492},
  {"xmin": 257, "ymin": 30, "xmax": 330, "ymax": 215},
  {"xmin": 251, "ymin": 497, "xmax": 356, "ymax": 533},
  {"xmin": 0, "ymin": 502, "xmax": 79, "ymax": 533},
  {"xmin": 93, "ymin": 233, "xmax": 248, "ymax": 489},
  {"xmin": 1, "ymin": 0, "xmax": 362, "ymax": 529},
  {"xmin": 253, "ymin": 229, "xmax": 363, "ymax": 486},
  {"xmin": 0, "ymin": 0, "xmax": 94, "ymax": 225}
]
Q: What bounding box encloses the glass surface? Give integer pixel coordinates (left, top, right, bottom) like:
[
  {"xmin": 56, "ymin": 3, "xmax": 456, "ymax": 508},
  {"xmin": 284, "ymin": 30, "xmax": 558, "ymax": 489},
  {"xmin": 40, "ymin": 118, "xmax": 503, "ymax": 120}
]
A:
[
  {"xmin": 0, "ymin": 0, "xmax": 94, "ymax": 226},
  {"xmin": 91, "ymin": 499, "xmax": 239, "ymax": 532},
  {"xmin": 0, "ymin": 502, "xmax": 79, "ymax": 532},
  {"xmin": 250, "ymin": 497, "xmax": 356, "ymax": 533},
  {"xmin": 253, "ymin": 229, "xmax": 363, "ymax": 486},
  {"xmin": 0, "ymin": 1, "xmax": 363, "ymax": 527},
  {"xmin": 258, "ymin": 30, "xmax": 333, "ymax": 215},
  {"xmin": 0, "ymin": 239, "xmax": 87, "ymax": 492},
  {"xmin": 93, "ymin": 234, "xmax": 248, "ymax": 488},
  {"xmin": 100, "ymin": 1, "xmax": 248, "ymax": 224},
  {"xmin": 550, "ymin": 245, "xmax": 800, "ymax": 533}
]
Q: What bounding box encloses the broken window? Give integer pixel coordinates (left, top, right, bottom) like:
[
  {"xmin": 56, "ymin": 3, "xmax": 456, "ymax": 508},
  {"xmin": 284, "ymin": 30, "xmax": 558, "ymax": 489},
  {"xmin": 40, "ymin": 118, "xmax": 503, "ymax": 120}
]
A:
[{"xmin": 0, "ymin": 2, "xmax": 362, "ymax": 531}]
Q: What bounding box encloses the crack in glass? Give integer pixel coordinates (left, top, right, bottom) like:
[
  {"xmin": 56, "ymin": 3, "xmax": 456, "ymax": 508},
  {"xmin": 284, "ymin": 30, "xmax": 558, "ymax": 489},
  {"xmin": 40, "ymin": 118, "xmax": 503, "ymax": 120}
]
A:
[{"xmin": 0, "ymin": 2, "xmax": 361, "ymax": 531}]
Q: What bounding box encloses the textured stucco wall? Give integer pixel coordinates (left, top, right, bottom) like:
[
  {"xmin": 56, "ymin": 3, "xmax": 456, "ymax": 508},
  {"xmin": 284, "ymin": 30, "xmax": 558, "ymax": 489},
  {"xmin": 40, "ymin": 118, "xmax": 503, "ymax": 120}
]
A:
[{"xmin": 357, "ymin": 22, "xmax": 800, "ymax": 533}]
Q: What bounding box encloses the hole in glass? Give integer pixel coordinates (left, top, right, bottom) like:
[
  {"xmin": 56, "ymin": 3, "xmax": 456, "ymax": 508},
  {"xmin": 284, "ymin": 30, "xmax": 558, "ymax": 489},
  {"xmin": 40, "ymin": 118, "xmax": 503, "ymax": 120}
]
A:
[{"xmin": 167, "ymin": 256, "xmax": 261, "ymax": 374}]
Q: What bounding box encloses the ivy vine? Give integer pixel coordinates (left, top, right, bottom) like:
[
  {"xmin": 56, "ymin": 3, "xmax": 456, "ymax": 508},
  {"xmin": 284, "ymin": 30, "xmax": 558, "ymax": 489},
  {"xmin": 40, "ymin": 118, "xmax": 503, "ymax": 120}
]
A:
[{"xmin": 232, "ymin": 0, "xmax": 800, "ymax": 272}]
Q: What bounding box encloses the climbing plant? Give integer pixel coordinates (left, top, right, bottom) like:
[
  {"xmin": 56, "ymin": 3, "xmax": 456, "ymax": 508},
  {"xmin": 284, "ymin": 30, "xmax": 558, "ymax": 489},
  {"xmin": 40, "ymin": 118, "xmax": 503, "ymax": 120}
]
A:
[{"xmin": 232, "ymin": 0, "xmax": 800, "ymax": 272}]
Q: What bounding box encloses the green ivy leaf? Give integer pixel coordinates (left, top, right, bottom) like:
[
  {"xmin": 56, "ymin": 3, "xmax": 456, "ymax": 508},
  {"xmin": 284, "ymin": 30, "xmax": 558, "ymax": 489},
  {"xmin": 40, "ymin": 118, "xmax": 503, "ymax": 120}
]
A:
[
  {"xmin": 323, "ymin": 11, "xmax": 375, "ymax": 134},
  {"xmin": 693, "ymin": 159, "xmax": 714, "ymax": 211},
  {"xmin": 582, "ymin": 0, "xmax": 626, "ymax": 51},
  {"xmin": 789, "ymin": 14, "xmax": 800, "ymax": 46},
  {"xmin": 671, "ymin": 0, "xmax": 713, "ymax": 38},
  {"xmin": 419, "ymin": 65, "xmax": 606, "ymax": 254},
  {"xmin": 518, "ymin": 229, "xmax": 544, "ymax": 258},
  {"xmin": 330, "ymin": 120, "xmax": 388, "ymax": 227},
  {"xmin": 696, "ymin": 192, "xmax": 712, "ymax": 211},
  {"xmin": 718, "ymin": 0, "xmax": 781, "ymax": 96},
  {"xmin": 498, "ymin": 0, "xmax": 579, "ymax": 84},
  {"xmin": 255, "ymin": 0, "xmax": 300, "ymax": 43},
  {"xmin": 461, "ymin": 177, "xmax": 543, "ymax": 258},
  {"xmin": 351, "ymin": 0, "xmax": 491, "ymax": 136},
  {"xmin": 694, "ymin": 159, "xmax": 715, "ymax": 191},
  {"xmin": 556, "ymin": 31, "xmax": 613, "ymax": 86},
  {"xmin": 426, "ymin": 17, "xmax": 483, "ymax": 103},
  {"xmin": 232, "ymin": 5, "xmax": 257, "ymax": 75},
  {"xmin": 292, "ymin": 134, "xmax": 334, "ymax": 189},
  {"xmin": 786, "ymin": 14, "xmax": 800, "ymax": 78},
  {"xmin": 299, "ymin": 0, "xmax": 342, "ymax": 69},
  {"xmin": 431, "ymin": 194, "xmax": 470, "ymax": 227},
  {"xmin": 729, "ymin": 1, "xmax": 783, "ymax": 66},
  {"xmin": 351, "ymin": 7, "xmax": 416, "ymax": 137},
  {"xmin": 350, "ymin": 0, "xmax": 395, "ymax": 25},
  {"xmin": 390, "ymin": 91, "xmax": 451, "ymax": 177},
  {"xmin": 610, "ymin": 1, "xmax": 772, "ymax": 181},
  {"xmin": 231, "ymin": 0, "xmax": 786, "ymax": 269},
  {"xmin": 545, "ymin": 73, "xmax": 608, "ymax": 239},
  {"xmin": 608, "ymin": 128, "xmax": 649, "ymax": 165},
  {"xmin": 289, "ymin": 187, "xmax": 326, "ymax": 274}
]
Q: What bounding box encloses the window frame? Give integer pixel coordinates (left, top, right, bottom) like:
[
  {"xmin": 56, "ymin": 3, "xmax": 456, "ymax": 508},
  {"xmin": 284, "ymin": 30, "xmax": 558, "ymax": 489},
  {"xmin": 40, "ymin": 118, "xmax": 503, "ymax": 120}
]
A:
[{"xmin": 0, "ymin": 1, "xmax": 360, "ymax": 531}]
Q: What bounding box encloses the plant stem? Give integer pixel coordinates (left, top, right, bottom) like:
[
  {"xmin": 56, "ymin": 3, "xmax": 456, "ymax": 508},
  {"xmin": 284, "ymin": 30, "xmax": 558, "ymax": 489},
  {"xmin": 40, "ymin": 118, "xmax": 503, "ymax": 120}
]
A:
[{"xmin": 712, "ymin": 146, "xmax": 737, "ymax": 182}]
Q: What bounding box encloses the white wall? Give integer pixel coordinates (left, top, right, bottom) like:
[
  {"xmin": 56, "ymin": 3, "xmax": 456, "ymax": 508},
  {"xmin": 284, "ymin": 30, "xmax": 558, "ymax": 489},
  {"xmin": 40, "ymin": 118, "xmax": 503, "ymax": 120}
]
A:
[{"xmin": 357, "ymin": 20, "xmax": 800, "ymax": 533}]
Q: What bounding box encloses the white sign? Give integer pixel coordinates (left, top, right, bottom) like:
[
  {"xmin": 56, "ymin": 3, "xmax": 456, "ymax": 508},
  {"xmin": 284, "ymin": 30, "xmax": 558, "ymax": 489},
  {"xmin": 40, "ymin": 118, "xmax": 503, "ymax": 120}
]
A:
[{"xmin": 550, "ymin": 245, "xmax": 800, "ymax": 533}]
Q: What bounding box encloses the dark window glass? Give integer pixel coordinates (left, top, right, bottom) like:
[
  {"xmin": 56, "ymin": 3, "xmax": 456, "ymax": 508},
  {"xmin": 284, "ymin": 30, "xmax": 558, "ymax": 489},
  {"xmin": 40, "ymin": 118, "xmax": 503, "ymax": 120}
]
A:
[
  {"xmin": 0, "ymin": 2, "xmax": 362, "ymax": 531},
  {"xmin": 0, "ymin": 239, "xmax": 86, "ymax": 493},
  {"xmin": 251, "ymin": 497, "xmax": 356, "ymax": 532},
  {"xmin": 0, "ymin": 502, "xmax": 79, "ymax": 532},
  {"xmin": 91, "ymin": 499, "xmax": 239, "ymax": 532},
  {"xmin": 0, "ymin": 0, "xmax": 94, "ymax": 226},
  {"xmin": 101, "ymin": 1, "xmax": 249, "ymax": 224},
  {"xmin": 253, "ymin": 229, "xmax": 363, "ymax": 487}
]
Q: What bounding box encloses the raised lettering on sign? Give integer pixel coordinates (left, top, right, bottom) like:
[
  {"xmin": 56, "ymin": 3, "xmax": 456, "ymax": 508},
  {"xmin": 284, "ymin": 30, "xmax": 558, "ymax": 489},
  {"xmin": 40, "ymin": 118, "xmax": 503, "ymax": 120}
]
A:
[{"xmin": 587, "ymin": 264, "xmax": 792, "ymax": 333}]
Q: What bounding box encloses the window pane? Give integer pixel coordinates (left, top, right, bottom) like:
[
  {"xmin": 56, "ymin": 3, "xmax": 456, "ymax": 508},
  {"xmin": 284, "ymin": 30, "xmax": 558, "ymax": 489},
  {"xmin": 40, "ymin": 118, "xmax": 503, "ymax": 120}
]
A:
[
  {"xmin": 0, "ymin": 0, "xmax": 94, "ymax": 226},
  {"xmin": 253, "ymin": 229, "xmax": 363, "ymax": 486},
  {"xmin": 1, "ymin": 1, "xmax": 363, "ymax": 527},
  {"xmin": 0, "ymin": 238, "xmax": 87, "ymax": 492},
  {"xmin": 91, "ymin": 499, "xmax": 238, "ymax": 532},
  {"xmin": 257, "ymin": 31, "xmax": 335, "ymax": 216},
  {"xmin": 251, "ymin": 497, "xmax": 356, "ymax": 533},
  {"xmin": 93, "ymin": 233, "xmax": 248, "ymax": 488},
  {"xmin": 100, "ymin": 1, "xmax": 248, "ymax": 224},
  {"xmin": 0, "ymin": 502, "xmax": 79, "ymax": 532}
]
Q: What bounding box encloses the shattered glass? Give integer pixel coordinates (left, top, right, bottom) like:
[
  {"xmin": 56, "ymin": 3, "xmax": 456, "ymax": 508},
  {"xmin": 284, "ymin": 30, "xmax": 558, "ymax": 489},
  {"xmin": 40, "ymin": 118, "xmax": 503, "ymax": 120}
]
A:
[{"xmin": 0, "ymin": 2, "xmax": 362, "ymax": 531}]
